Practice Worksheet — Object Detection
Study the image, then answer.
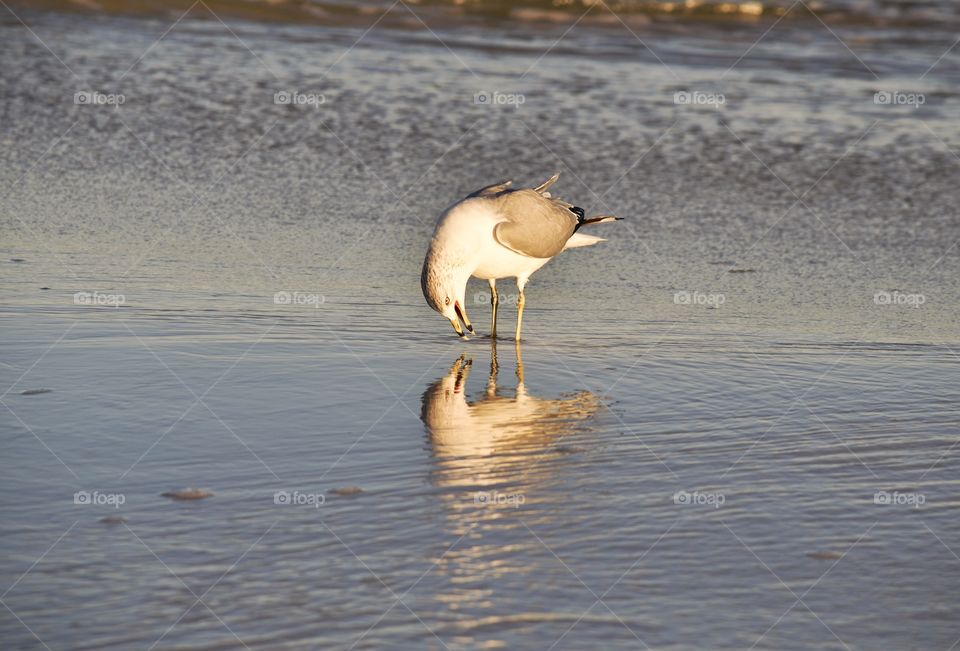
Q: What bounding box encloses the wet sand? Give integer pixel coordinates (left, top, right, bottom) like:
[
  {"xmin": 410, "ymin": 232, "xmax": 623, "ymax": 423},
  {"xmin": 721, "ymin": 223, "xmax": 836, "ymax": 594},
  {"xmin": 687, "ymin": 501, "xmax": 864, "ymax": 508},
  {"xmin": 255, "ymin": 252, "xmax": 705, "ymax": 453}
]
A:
[{"xmin": 2, "ymin": 5, "xmax": 960, "ymax": 650}]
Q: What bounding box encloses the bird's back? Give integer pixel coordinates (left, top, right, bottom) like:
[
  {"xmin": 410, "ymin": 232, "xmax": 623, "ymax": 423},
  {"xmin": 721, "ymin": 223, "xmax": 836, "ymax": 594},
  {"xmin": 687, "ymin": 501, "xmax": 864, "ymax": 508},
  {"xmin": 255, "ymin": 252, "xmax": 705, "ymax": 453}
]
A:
[{"xmin": 428, "ymin": 174, "xmax": 610, "ymax": 264}]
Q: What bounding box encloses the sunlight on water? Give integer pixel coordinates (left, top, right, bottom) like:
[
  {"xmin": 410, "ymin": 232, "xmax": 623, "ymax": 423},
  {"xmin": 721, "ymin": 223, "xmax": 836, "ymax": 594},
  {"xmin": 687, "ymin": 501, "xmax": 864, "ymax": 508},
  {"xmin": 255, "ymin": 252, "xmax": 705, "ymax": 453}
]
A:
[{"xmin": 2, "ymin": 3, "xmax": 959, "ymax": 650}]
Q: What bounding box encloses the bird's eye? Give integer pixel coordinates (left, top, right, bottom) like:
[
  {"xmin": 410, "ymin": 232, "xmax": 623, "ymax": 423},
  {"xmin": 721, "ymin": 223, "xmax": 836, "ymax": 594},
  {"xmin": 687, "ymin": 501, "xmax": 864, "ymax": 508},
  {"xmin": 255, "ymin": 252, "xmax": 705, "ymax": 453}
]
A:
[{"xmin": 444, "ymin": 297, "xmax": 451, "ymax": 306}]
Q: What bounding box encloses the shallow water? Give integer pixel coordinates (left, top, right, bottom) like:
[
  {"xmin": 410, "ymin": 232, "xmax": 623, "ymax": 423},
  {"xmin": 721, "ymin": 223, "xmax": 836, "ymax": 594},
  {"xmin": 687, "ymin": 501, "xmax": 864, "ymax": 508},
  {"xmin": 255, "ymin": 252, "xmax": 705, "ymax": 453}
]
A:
[{"xmin": 2, "ymin": 5, "xmax": 960, "ymax": 651}]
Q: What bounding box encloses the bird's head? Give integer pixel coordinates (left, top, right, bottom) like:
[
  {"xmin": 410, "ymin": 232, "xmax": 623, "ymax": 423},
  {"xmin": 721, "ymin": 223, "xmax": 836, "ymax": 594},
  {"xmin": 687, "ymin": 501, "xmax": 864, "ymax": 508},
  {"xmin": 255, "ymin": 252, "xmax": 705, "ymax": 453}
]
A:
[{"xmin": 421, "ymin": 253, "xmax": 473, "ymax": 337}]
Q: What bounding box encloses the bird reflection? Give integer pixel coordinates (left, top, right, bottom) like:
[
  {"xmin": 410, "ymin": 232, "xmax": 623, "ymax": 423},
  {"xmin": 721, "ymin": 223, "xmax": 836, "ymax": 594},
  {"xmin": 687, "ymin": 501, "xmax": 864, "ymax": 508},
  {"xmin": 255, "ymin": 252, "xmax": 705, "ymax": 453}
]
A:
[
  {"xmin": 419, "ymin": 344, "xmax": 604, "ymax": 640},
  {"xmin": 420, "ymin": 342, "xmax": 601, "ymax": 491}
]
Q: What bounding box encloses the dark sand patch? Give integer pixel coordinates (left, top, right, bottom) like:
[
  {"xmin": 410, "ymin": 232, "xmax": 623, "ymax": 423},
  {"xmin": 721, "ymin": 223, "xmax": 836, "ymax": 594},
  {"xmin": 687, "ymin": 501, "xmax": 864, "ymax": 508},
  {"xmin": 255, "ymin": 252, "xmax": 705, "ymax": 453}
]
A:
[{"xmin": 161, "ymin": 488, "xmax": 214, "ymax": 500}]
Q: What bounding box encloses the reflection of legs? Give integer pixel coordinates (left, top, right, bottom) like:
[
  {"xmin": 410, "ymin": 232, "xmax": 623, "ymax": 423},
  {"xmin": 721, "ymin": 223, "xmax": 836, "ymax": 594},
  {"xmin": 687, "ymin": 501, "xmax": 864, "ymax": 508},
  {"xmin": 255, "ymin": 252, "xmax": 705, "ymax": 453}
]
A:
[
  {"xmin": 489, "ymin": 279, "xmax": 499, "ymax": 338},
  {"xmin": 515, "ymin": 278, "xmax": 527, "ymax": 341},
  {"xmin": 486, "ymin": 341, "xmax": 498, "ymax": 398}
]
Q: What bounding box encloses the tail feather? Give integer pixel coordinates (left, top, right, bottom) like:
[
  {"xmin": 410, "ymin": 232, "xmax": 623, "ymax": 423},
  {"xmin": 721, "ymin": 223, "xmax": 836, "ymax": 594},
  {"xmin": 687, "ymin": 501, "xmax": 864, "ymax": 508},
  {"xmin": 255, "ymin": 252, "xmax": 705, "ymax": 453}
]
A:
[
  {"xmin": 572, "ymin": 213, "xmax": 622, "ymax": 233},
  {"xmin": 563, "ymin": 232, "xmax": 606, "ymax": 250},
  {"xmin": 581, "ymin": 214, "xmax": 620, "ymax": 225}
]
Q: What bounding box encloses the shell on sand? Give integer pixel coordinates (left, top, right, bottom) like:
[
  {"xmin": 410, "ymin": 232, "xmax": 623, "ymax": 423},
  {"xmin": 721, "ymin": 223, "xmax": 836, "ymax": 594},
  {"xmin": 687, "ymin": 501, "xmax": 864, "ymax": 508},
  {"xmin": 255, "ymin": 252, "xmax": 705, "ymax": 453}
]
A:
[
  {"xmin": 161, "ymin": 488, "xmax": 214, "ymax": 500},
  {"xmin": 99, "ymin": 516, "xmax": 127, "ymax": 524}
]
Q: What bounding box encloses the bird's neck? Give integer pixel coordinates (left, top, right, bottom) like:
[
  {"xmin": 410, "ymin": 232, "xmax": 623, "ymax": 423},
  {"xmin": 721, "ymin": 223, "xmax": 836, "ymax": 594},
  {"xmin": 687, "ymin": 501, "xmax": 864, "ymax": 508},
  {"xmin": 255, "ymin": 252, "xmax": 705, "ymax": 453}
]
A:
[
  {"xmin": 425, "ymin": 229, "xmax": 477, "ymax": 280},
  {"xmin": 424, "ymin": 251, "xmax": 472, "ymax": 296}
]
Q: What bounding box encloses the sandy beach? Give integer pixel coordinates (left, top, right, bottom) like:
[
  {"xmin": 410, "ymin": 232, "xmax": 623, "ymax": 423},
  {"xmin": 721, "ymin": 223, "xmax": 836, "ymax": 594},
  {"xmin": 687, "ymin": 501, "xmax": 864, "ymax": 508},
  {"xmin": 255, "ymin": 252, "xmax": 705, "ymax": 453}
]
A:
[{"xmin": 2, "ymin": 1, "xmax": 959, "ymax": 649}]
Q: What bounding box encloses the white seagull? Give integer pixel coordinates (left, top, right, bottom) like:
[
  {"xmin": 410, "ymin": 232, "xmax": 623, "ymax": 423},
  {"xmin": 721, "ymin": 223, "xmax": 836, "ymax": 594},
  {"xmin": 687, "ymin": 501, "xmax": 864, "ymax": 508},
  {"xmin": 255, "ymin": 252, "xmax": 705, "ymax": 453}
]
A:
[{"xmin": 421, "ymin": 173, "xmax": 621, "ymax": 339}]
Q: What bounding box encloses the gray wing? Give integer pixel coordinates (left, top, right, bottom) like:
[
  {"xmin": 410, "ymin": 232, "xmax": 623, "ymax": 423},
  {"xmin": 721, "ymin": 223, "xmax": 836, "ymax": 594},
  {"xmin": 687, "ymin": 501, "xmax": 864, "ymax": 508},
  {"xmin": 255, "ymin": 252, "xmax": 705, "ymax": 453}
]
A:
[
  {"xmin": 491, "ymin": 189, "xmax": 580, "ymax": 259},
  {"xmin": 468, "ymin": 180, "xmax": 513, "ymax": 198},
  {"xmin": 468, "ymin": 172, "xmax": 560, "ymax": 200}
]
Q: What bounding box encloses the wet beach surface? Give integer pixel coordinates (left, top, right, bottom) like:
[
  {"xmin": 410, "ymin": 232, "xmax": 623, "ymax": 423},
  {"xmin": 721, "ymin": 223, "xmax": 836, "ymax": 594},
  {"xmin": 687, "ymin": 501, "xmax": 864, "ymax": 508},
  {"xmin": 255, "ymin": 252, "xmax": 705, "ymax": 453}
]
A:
[{"xmin": 2, "ymin": 4, "xmax": 960, "ymax": 650}]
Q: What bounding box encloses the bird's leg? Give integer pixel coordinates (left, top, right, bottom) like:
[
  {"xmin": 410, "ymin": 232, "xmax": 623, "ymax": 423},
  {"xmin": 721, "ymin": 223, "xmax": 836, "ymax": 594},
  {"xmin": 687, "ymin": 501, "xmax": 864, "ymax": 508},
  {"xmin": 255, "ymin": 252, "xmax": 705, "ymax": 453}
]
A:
[
  {"xmin": 515, "ymin": 339, "xmax": 525, "ymax": 386},
  {"xmin": 489, "ymin": 279, "xmax": 499, "ymax": 338},
  {"xmin": 514, "ymin": 281, "xmax": 527, "ymax": 341}
]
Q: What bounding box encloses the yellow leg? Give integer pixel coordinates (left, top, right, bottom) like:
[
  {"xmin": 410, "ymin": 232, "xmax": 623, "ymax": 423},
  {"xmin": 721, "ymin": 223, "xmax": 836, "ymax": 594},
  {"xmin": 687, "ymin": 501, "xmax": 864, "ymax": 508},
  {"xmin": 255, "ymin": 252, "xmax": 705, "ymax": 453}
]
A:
[
  {"xmin": 515, "ymin": 287, "xmax": 525, "ymax": 341},
  {"xmin": 515, "ymin": 340, "xmax": 524, "ymax": 385},
  {"xmin": 489, "ymin": 279, "xmax": 499, "ymax": 338}
]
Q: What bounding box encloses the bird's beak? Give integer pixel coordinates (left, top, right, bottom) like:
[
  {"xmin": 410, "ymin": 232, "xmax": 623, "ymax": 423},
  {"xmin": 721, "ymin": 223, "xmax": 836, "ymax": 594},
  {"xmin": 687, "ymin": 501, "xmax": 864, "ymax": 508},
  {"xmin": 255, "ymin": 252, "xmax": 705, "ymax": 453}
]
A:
[
  {"xmin": 449, "ymin": 317, "xmax": 466, "ymax": 337},
  {"xmin": 454, "ymin": 301, "xmax": 475, "ymax": 335}
]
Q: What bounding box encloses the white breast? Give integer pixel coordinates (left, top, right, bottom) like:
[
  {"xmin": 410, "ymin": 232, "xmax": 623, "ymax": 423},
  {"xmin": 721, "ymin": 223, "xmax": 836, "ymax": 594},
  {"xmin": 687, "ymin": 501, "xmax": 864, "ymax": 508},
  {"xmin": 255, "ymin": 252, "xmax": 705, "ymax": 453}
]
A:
[{"xmin": 471, "ymin": 238, "xmax": 550, "ymax": 281}]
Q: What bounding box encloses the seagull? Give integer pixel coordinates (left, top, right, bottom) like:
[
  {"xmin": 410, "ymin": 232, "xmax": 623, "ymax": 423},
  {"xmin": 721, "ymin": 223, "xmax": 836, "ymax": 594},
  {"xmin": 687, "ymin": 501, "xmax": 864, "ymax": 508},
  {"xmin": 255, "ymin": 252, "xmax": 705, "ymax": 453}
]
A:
[{"xmin": 420, "ymin": 173, "xmax": 621, "ymax": 339}]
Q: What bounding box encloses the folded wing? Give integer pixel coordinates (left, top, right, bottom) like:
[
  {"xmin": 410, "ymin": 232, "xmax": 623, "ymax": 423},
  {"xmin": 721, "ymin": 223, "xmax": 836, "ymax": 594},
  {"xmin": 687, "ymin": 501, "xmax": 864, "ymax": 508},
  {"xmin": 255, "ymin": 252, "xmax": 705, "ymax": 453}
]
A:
[{"xmin": 491, "ymin": 189, "xmax": 580, "ymax": 259}]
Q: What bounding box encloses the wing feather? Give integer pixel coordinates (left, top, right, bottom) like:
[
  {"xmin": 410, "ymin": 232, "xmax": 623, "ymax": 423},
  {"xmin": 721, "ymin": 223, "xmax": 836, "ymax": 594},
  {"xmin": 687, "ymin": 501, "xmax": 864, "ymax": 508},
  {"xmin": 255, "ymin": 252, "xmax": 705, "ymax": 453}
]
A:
[
  {"xmin": 491, "ymin": 189, "xmax": 579, "ymax": 259},
  {"xmin": 468, "ymin": 180, "xmax": 513, "ymax": 198},
  {"xmin": 533, "ymin": 172, "xmax": 560, "ymax": 195}
]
